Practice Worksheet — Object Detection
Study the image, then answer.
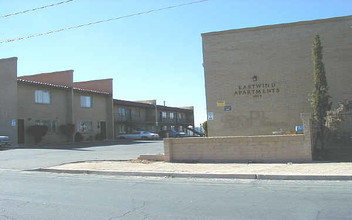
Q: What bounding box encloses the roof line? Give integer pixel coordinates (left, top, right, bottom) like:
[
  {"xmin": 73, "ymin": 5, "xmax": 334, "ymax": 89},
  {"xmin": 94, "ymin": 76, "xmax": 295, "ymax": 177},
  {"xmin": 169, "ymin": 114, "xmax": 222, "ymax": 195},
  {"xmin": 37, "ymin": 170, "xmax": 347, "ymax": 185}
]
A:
[
  {"xmin": 202, "ymin": 15, "xmax": 352, "ymax": 37},
  {"xmin": 17, "ymin": 78, "xmax": 111, "ymax": 95}
]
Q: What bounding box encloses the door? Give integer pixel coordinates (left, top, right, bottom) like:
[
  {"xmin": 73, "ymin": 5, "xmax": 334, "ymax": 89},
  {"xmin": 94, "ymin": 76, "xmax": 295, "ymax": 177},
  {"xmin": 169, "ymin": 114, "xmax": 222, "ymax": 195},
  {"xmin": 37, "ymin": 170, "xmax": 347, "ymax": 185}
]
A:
[
  {"xmin": 126, "ymin": 109, "xmax": 132, "ymax": 121},
  {"xmin": 100, "ymin": 121, "xmax": 106, "ymax": 139},
  {"xmin": 17, "ymin": 119, "xmax": 25, "ymax": 144}
]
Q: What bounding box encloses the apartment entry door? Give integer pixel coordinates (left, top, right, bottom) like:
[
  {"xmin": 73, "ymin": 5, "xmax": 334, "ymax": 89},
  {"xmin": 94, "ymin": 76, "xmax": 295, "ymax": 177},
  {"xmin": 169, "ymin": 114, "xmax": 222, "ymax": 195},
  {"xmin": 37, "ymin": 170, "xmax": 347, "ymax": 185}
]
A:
[
  {"xmin": 17, "ymin": 119, "xmax": 25, "ymax": 144},
  {"xmin": 100, "ymin": 121, "xmax": 106, "ymax": 139}
]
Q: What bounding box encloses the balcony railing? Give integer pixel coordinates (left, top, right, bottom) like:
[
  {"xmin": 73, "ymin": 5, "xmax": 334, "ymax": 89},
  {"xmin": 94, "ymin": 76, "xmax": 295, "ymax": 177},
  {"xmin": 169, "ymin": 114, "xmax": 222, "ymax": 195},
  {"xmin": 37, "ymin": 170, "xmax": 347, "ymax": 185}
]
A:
[
  {"xmin": 114, "ymin": 113, "xmax": 155, "ymax": 123},
  {"xmin": 114, "ymin": 113, "xmax": 193, "ymax": 125}
]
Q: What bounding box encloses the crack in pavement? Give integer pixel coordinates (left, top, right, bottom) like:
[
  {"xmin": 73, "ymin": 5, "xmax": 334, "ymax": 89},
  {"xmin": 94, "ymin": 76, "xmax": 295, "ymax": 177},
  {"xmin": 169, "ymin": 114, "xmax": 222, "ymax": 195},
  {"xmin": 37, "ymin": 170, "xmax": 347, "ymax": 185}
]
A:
[{"xmin": 108, "ymin": 202, "xmax": 146, "ymax": 219}]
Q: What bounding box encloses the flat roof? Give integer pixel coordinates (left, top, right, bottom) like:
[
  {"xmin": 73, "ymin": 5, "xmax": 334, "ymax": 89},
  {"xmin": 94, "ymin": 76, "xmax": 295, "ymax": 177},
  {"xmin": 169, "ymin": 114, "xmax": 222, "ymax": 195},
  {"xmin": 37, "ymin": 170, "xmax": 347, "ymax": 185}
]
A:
[
  {"xmin": 114, "ymin": 99, "xmax": 193, "ymax": 112},
  {"xmin": 202, "ymin": 15, "xmax": 352, "ymax": 37}
]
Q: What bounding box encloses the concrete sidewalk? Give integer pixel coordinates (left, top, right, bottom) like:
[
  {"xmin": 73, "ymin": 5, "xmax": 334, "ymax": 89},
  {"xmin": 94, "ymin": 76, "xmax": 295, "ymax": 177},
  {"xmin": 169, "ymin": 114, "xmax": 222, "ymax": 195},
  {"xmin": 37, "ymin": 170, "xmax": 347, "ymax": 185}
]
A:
[{"xmin": 34, "ymin": 160, "xmax": 352, "ymax": 181}]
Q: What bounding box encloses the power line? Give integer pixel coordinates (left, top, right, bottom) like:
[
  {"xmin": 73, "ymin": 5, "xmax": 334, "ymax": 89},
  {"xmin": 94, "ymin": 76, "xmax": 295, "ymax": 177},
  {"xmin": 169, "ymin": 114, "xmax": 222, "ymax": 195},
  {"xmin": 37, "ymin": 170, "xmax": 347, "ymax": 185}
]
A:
[
  {"xmin": 0, "ymin": 0, "xmax": 208, "ymax": 44},
  {"xmin": 1, "ymin": 0, "xmax": 74, "ymax": 19}
]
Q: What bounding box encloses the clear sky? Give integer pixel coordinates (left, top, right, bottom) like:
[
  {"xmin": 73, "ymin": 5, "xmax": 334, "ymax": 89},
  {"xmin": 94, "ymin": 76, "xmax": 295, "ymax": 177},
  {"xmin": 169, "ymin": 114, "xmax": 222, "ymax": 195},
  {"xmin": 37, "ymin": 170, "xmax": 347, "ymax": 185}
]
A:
[{"xmin": 1, "ymin": 0, "xmax": 351, "ymax": 126}]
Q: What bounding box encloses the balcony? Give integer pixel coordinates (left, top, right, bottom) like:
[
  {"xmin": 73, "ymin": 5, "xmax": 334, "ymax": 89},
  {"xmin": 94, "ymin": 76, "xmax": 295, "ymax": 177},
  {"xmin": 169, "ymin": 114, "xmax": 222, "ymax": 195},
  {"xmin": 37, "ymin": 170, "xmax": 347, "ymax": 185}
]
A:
[{"xmin": 114, "ymin": 113, "xmax": 155, "ymax": 124}]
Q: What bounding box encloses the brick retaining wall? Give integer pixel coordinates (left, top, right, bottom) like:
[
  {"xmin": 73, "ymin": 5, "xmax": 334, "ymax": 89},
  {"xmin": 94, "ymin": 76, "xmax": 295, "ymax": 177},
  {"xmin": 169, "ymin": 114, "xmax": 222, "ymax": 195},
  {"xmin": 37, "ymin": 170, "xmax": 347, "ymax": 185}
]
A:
[{"xmin": 164, "ymin": 113, "xmax": 312, "ymax": 162}]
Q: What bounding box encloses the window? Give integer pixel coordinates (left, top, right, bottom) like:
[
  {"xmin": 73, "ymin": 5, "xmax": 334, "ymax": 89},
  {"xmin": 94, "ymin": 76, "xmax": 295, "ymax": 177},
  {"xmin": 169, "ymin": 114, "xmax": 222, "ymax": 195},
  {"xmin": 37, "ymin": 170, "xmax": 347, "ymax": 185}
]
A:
[
  {"xmin": 179, "ymin": 126, "xmax": 183, "ymax": 132},
  {"xmin": 170, "ymin": 112, "xmax": 175, "ymax": 120},
  {"xmin": 171, "ymin": 125, "xmax": 175, "ymax": 131},
  {"xmin": 134, "ymin": 109, "xmax": 141, "ymax": 119},
  {"xmin": 78, "ymin": 121, "xmax": 93, "ymax": 133},
  {"xmin": 81, "ymin": 96, "xmax": 92, "ymax": 108},
  {"xmin": 35, "ymin": 120, "xmax": 58, "ymax": 133},
  {"xmin": 162, "ymin": 112, "xmax": 167, "ymax": 119},
  {"xmin": 35, "ymin": 90, "xmax": 51, "ymax": 104},
  {"xmin": 119, "ymin": 124, "xmax": 126, "ymax": 134},
  {"xmin": 51, "ymin": 120, "xmax": 58, "ymax": 133},
  {"xmin": 163, "ymin": 126, "xmax": 168, "ymax": 131},
  {"xmin": 118, "ymin": 108, "xmax": 126, "ymax": 116},
  {"xmin": 178, "ymin": 113, "xmax": 183, "ymax": 119}
]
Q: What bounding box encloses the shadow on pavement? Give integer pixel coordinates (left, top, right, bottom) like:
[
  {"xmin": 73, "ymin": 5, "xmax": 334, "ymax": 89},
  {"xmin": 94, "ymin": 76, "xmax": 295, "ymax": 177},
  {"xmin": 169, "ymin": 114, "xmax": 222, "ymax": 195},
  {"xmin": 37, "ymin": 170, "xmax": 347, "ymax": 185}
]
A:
[{"xmin": 0, "ymin": 140, "xmax": 162, "ymax": 151}]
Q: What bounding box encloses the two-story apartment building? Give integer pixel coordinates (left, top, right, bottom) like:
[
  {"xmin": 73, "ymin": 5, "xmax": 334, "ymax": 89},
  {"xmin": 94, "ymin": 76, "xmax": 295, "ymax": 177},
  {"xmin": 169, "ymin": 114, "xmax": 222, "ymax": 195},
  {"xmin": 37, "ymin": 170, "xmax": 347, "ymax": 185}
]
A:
[
  {"xmin": 0, "ymin": 57, "xmax": 195, "ymax": 145},
  {"xmin": 113, "ymin": 99, "xmax": 194, "ymax": 136},
  {"xmin": 17, "ymin": 71, "xmax": 114, "ymax": 145},
  {"xmin": 0, "ymin": 57, "xmax": 113, "ymax": 145}
]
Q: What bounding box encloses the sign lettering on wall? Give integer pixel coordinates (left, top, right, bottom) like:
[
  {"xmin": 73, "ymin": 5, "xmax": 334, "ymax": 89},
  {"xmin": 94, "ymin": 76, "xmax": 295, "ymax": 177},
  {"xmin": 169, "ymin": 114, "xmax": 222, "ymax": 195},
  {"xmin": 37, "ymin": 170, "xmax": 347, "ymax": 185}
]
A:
[{"xmin": 234, "ymin": 82, "xmax": 280, "ymax": 98}]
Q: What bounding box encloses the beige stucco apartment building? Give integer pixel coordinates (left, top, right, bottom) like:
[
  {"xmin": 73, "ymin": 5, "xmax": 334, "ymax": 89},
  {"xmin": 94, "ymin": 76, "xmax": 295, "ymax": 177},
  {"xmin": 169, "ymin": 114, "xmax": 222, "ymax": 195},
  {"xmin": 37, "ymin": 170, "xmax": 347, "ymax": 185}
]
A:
[
  {"xmin": 0, "ymin": 57, "xmax": 194, "ymax": 145},
  {"xmin": 202, "ymin": 15, "xmax": 352, "ymax": 137},
  {"xmin": 17, "ymin": 70, "xmax": 114, "ymax": 145}
]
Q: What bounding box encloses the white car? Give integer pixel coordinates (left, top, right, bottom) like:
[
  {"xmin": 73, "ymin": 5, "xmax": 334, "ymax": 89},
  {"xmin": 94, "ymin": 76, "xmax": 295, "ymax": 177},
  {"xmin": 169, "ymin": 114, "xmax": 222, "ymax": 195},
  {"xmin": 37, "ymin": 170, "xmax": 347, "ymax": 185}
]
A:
[
  {"xmin": 117, "ymin": 131, "xmax": 159, "ymax": 140},
  {"xmin": 0, "ymin": 136, "xmax": 11, "ymax": 147}
]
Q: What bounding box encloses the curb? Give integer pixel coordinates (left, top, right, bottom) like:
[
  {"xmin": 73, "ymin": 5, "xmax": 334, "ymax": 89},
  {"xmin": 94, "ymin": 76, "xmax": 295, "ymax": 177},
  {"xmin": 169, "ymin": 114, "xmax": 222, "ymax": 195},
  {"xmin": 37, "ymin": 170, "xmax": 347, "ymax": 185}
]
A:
[{"xmin": 31, "ymin": 168, "xmax": 352, "ymax": 181}]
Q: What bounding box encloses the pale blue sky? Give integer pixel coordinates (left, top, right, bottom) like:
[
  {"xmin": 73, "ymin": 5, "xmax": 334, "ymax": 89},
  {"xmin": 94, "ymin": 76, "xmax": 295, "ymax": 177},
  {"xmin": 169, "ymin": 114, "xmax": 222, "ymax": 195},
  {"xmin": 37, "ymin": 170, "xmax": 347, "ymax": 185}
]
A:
[{"xmin": 1, "ymin": 0, "xmax": 351, "ymax": 126}]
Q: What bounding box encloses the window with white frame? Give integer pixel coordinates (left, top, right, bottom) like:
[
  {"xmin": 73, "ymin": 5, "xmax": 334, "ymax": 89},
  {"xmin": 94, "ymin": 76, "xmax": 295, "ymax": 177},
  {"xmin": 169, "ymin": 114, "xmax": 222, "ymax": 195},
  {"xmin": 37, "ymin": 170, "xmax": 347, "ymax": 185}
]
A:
[
  {"xmin": 78, "ymin": 121, "xmax": 93, "ymax": 133},
  {"xmin": 163, "ymin": 125, "xmax": 168, "ymax": 131},
  {"xmin": 162, "ymin": 112, "xmax": 167, "ymax": 119},
  {"xmin": 171, "ymin": 125, "xmax": 175, "ymax": 131},
  {"xmin": 170, "ymin": 112, "xmax": 175, "ymax": 120},
  {"xmin": 80, "ymin": 96, "xmax": 92, "ymax": 108},
  {"xmin": 35, "ymin": 90, "xmax": 51, "ymax": 104},
  {"xmin": 35, "ymin": 120, "xmax": 58, "ymax": 133}
]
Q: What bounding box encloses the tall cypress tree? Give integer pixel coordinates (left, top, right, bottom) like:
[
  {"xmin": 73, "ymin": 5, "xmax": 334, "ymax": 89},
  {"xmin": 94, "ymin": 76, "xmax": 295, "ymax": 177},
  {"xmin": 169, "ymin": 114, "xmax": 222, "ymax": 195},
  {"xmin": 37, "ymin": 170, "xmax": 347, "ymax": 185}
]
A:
[{"xmin": 311, "ymin": 35, "xmax": 331, "ymax": 151}]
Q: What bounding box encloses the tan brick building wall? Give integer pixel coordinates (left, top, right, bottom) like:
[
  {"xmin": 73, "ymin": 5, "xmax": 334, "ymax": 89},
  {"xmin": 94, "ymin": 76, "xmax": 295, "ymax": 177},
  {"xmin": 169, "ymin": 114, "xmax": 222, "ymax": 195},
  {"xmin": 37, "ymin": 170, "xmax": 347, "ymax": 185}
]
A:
[{"xmin": 202, "ymin": 16, "xmax": 352, "ymax": 136}]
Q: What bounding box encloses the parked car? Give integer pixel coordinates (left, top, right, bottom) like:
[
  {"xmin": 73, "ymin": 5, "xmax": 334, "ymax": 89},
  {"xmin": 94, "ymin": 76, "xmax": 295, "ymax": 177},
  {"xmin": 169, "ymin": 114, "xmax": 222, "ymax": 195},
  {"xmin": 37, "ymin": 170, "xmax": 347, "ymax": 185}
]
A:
[
  {"xmin": 117, "ymin": 131, "xmax": 159, "ymax": 140},
  {"xmin": 0, "ymin": 136, "xmax": 11, "ymax": 147},
  {"xmin": 158, "ymin": 130, "xmax": 191, "ymax": 138}
]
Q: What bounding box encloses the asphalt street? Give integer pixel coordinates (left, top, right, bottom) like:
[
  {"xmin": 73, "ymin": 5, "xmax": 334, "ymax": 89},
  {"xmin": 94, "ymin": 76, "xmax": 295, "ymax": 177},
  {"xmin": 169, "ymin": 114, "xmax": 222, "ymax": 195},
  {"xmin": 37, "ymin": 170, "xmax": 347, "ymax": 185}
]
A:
[
  {"xmin": 0, "ymin": 140, "xmax": 164, "ymax": 170},
  {"xmin": 1, "ymin": 141, "xmax": 352, "ymax": 220}
]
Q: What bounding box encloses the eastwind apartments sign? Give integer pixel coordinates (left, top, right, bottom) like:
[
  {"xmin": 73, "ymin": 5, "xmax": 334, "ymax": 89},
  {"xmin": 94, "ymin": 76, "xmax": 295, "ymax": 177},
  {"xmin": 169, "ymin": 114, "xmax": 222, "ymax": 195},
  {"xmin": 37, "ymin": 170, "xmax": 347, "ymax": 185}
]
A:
[{"xmin": 234, "ymin": 82, "xmax": 280, "ymax": 98}]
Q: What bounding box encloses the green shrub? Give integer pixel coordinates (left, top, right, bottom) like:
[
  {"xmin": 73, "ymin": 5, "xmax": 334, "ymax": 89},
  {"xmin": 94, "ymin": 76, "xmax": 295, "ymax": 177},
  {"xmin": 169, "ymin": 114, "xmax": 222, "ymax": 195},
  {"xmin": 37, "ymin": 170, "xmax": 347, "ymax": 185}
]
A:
[
  {"xmin": 74, "ymin": 132, "xmax": 83, "ymax": 142},
  {"xmin": 202, "ymin": 121, "xmax": 208, "ymax": 137},
  {"xmin": 27, "ymin": 125, "xmax": 48, "ymax": 144},
  {"xmin": 59, "ymin": 124, "xmax": 75, "ymax": 141},
  {"xmin": 95, "ymin": 133, "xmax": 105, "ymax": 141}
]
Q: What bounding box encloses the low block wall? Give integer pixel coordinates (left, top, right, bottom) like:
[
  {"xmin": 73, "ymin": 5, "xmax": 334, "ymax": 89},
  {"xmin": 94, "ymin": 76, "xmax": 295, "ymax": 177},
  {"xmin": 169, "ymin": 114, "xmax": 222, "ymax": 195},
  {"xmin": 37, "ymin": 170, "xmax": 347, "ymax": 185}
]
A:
[{"xmin": 164, "ymin": 113, "xmax": 312, "ymax": 163}]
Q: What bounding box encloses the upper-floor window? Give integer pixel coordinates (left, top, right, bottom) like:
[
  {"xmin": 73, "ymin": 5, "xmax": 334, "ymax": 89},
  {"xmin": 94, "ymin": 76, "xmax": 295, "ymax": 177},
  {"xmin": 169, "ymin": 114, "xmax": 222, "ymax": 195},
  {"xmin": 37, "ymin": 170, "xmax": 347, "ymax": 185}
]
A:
[
  {"xmin": 35, "ymin": 90, "xmax": 51, "ymax": 104},
  {"xmin": 162, "ymin": 112, "xmax": 167, "ymax": 119},
  {"xmin": 81, "ymin": 96, "xmax": 92, "ymax": 108},
  {"xmin": 170, "ymin": 112, "xmax": 175, "ymax": 119},
  {"xmin": 118, "ymin": 108, "xmax": 126, "ymax": 116},
  {"xmin": 134, "ymin": 109, "xmax": 141, "ymax": 119},
  {"xmin": 178, "ymin": 113, "xmax": 183, "ymax": 119}
]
